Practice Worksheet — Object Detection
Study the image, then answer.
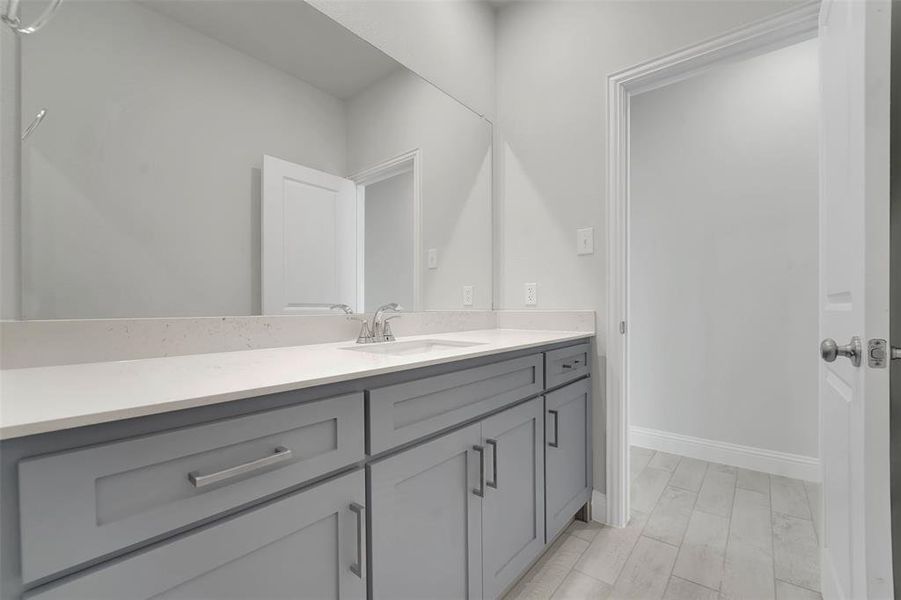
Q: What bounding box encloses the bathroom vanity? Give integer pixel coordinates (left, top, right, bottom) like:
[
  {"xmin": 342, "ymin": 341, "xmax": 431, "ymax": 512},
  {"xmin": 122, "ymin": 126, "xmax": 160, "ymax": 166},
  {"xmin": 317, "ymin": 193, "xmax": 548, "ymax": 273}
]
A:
[{"xmin": 0, "ymin": 331, "xmax": 593, "ymax": 599}]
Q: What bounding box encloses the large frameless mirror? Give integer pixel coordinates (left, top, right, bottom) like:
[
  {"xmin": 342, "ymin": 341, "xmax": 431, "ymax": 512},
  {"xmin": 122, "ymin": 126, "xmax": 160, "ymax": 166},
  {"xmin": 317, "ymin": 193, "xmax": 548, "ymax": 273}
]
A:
[{"xmin": 7, "ymin": 0, "xmax": 492, "ymax": 318}]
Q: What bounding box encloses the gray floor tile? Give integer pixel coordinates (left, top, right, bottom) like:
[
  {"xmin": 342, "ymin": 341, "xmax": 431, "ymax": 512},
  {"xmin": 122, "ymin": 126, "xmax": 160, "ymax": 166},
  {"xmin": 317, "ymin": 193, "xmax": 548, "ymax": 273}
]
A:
[
  {"xmin": 773, "ymin": 513, "xmax": 820, "ymax": 592},
  {"xmin": 771, "ymin": 475, "xmax": 812, "ymax": 520},
  {"xmin": 631, "ymin": 446, "xmax": 655, "ymax": 479},
  {"xmin": 632, "ymin": 467, "xmax": 673, "ymax": 513},
  {"xmin": 645, "ymin": 487, "xmax": 697, "ymax": 546},
  {"xmin": 568, "ymin": 519, "xmax": 604, "ymax": 543},
  {"xmin": 649, "ymin": 451, "xmax": 682, "ymax": 472},
  {"xmin": 575, "ymin": 511, "xmax": 649, "ymax": 585},
  {"xmin": 721, "ymin": 540, "xmax": 775, "ymax": 599},
  {"xmin": 509, "ymin": 451, "xmax": 821, "ymax": 600},
  {"xmin": 730, "ymin": 488, "xmax": 773, "ymax": 552},
  {"xmin": 551, "ymin": 570, "xmax": 612, "ymax": 600},
  {"xmin": 803, "ymin": 481, "xmax": 822, "ymax": 544},
  {"xmin": 736, "ymin": 468, "xmax": 771, "ymax": 497},
  {"xmin": 775, "ymin": 580, "xmax": 822, "ymax": 600},
  {"xmin": 506, "ymin": 534, "xmax": 590, "ymax": 600},
  {"xmin": 669, "ymin": 458, "xmax": 709, "ymax": 492},
  {"xmin": 662, "ymin": 576, "xmax": 719, "ymax": 600},
  {"xmin": 672, "ymin": 510, "xmax": 730, "ymax": 590},
  {"xmin": 610, "ymin": 536, "xmax": 678, "ymax": 600},
  {"xmin": 695, "ymin": 465, "xmax": 736, "ymax": 518}
]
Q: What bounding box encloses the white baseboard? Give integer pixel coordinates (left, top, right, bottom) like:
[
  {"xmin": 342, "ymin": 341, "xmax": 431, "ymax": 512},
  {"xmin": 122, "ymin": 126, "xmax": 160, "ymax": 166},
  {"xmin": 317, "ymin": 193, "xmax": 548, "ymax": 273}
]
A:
[
  {"xmin": 630, "ymin": 426, "xmax": 821, "ymax": 482},
  {"xmin": 591, "ymin": 490, "xmax": 607, "ymax": 524}
]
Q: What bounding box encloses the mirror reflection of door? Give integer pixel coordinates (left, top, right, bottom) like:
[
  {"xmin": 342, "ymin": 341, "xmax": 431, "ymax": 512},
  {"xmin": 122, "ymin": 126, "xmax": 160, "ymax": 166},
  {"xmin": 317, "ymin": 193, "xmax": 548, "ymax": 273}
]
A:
[{"xmin": 261, "ymin": 155, "xmax": 357, "ymax": 315}]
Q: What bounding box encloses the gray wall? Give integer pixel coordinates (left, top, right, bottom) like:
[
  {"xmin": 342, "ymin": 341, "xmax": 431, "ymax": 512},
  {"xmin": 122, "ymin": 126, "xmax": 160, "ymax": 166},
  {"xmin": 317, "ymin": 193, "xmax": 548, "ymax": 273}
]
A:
[
  {"xmin": 20, "ymin": 0, "xmax": 346, "ymax": 319},
  {"xmin": 629, "ymin": 39, "xmax": 819, "ymax": 458},
  {"xmin": 494, "ymin": 0, "xmax": 805, "ymax": 492},
  {"xmin": 0, "ymin": 28, "xmax": 19, "ymax": 319}
]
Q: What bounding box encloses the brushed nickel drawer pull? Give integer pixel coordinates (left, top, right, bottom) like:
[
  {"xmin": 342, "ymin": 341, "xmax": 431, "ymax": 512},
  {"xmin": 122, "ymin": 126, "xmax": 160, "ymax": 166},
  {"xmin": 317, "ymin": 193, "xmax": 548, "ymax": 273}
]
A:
[
  {"xmin": 486, "ymin": 439, "xmax": 498, "ymax": 489},
  {"xmin": 349, "ymin": 503, "xmax": 365, "ymax": 578},
  {"xmin": 472, "ymin": 445, "xmax": 486, "ymax": 497},
  {"xmin": 548, "ymin": 410, "xmax": 559, "ymax": 448},
  {"xmin": 188, "ymin": 446, "xmax": 292, "ymax": 488}
]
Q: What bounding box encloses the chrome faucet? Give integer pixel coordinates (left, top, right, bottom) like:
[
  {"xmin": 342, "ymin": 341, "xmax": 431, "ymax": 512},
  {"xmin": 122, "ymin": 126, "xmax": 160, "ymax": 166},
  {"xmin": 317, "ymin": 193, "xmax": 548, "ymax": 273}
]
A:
[
  {"xmin": 370, "ymin": 303, "xmax": 402, "ymax": 342},
  {"xmin": 350, "ymin": 303, "xmax": 403, "ymax": 343},
  {"xmin": 329, "ymin": 304, "xmax": 353, "ymax": 314}
]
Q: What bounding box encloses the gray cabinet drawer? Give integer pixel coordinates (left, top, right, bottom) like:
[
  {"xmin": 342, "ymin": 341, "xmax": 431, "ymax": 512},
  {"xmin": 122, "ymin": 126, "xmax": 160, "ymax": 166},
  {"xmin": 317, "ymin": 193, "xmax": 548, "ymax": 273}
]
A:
[
  {"xmin": 545, "ymin": 342, "xmax": 590, "ymax": 389},
  {"xmin": 18, "ymin": 393, "xmax": 364, "ymax": 584},
  {"xmin": 368, "ymin": 354, "xmax": 543, "ymax": 455},
  {"xmin": 25, "ymin": 469, "xmax": 366, "ymax": 600}
]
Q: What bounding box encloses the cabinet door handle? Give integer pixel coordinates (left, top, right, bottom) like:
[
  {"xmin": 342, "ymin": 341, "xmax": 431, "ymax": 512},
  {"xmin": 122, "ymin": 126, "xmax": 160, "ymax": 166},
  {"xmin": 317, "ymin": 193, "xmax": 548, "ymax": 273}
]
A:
[
  {"xmin": 562, "ymin": 359, "xmax": 582, "ymax": 370},
  {"xmin": 349, "ymin": 502, "xmax": 365, "ymax": 578},
  {"xmin": 187, "ymin": 446, "xmax": 292, "ymax": 488},
  {"xmin": 472, "ymin": 445, "xmax": 485, "ymax": 497},
  {"xmin": 486, "ymin": 439, "xmax": 498, "ymax": 489},
  {"xmin": 548, "ymin": 410, "xmax": 559, "ymax": 448}
]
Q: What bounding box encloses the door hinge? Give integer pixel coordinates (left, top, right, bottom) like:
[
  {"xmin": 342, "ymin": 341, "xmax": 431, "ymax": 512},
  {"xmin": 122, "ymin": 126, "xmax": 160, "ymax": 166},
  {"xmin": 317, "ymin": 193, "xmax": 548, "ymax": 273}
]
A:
[{"xmin": 619, "ymin": 321, "xmax": 626, "ymax": 335}]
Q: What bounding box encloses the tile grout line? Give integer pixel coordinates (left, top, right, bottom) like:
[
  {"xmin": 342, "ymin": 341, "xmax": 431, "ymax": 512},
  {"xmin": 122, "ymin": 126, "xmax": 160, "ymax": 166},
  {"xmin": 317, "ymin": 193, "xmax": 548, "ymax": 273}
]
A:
[
  {"xmin": 769, "ymin": 473, "xmax": 778, "ymax": 600},
  {"xmin": 717, "ymin": 465, "xmax": 738, "ymax": 594}
]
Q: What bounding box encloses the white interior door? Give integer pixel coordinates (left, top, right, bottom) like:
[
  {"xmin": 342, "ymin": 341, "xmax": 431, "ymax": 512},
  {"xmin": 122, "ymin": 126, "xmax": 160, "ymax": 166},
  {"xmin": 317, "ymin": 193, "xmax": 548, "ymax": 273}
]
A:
[
  {"xmin": 262, "ymin": 155, "xmax": 357, "ymax": 315},
  {"xmin": 818, "ymin": 2, "xmax": 892, "ymax": 598}
]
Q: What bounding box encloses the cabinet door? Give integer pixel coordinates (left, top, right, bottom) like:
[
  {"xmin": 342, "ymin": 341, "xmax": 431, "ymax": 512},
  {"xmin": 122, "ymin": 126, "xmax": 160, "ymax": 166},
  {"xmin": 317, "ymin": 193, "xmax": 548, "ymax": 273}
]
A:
[
  {"xmin": 369, "ymin": 423, "xmax": 483, "ymax": 600},
  {"xmin": 545, "ymin": 378, "xmax": 592, "ymax": 542},
  {"xmin": 480, "ymin": 398, "xmax": 545, "ymax": 600},
  {"xmin": 26, "ymin": 470, "xmax": 366, "ymax": 600}
]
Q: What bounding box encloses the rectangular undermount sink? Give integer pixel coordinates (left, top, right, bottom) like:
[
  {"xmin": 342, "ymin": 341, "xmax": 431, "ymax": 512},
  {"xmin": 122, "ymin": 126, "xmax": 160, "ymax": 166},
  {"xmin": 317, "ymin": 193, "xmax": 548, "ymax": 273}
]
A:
[{"xmin": 342, "ymin": 339, "xmax": 485, "ymax": 356}]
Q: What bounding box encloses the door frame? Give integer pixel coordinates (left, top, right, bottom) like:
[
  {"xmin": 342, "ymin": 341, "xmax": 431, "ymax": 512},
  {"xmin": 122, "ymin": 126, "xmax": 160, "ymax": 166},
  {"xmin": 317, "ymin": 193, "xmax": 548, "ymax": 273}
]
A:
[
  {"xmin": 351, "ymin": 148, "xmax": 423, "ymax": 312},
  {"xmin": 604, "ymin": 1, "xmax": 820, "ymax": 528}
]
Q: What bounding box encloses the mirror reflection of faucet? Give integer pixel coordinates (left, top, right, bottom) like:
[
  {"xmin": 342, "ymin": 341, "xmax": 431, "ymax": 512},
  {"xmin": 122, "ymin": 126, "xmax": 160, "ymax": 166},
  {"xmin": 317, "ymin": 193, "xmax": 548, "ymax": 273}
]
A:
[{"xmin": 349, "ymin": 303, "xmax": 403, "ymax": 344}]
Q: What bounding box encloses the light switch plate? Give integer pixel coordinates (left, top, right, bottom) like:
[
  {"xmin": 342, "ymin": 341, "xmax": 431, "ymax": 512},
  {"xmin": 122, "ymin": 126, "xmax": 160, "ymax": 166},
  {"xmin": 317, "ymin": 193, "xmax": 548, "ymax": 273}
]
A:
[
  {"xmin": 524, "ymin": 283, "xmax": 537, "ymax": 306},
  {"xmin": 427, "ymin": 248, "xmax": 438, "ymax": 269},
  {"xmin": 577, "ymin": 227, "xmax": 594, "ymax": 255},
  {"xmin": 462, "ymin": 286, "xmax": 474, "ymax": 306}
]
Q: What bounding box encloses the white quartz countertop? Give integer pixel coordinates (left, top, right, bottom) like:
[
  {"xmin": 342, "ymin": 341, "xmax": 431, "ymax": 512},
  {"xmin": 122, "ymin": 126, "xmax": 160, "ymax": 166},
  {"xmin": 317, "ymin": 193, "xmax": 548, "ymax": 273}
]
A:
[{"xmin": 0, "ymin": 328, "xmax": 592, "ymax": 440}]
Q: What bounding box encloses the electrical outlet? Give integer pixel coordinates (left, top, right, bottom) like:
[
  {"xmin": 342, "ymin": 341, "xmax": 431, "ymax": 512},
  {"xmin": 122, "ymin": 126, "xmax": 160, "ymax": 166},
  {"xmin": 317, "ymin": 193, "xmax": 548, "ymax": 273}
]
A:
[
  {"xmin": 462, "ymin": 285, "xmax": 474, "ymax": 306},
  {"xmin": 577, "ymin": 227, "xmax": 594, "ymax": 255},
  {"xmin": 427, "ymin": 248, "xmax": 438, "ymax": 269},
  {"xmin": 524, "ymin": 283, "xmax": 537, "ymax": 306}
]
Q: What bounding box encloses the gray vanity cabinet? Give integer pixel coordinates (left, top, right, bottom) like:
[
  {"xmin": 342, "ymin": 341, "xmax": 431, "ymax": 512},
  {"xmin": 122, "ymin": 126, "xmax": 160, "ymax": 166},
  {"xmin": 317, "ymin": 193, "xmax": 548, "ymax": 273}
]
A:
[
  {"xmin": 480, "ymin": 397, "xmax": 545, "ymax": 600},
  {"xmin": 544, "ymin": 377, "xmax": 593, "ymax": 542},
  {"xmin": 368, "ymin": 422, "xmax": 483, "ymax": 600},
  {"xmin": 26, "ymin": 469, "xmax": 366, "ymax": 600}
]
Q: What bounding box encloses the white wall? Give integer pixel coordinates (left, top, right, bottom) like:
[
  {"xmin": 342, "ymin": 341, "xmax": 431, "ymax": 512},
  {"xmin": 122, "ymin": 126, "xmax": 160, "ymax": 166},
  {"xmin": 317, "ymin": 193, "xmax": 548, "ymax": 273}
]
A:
[
  {"xmin": 347, "ymin": 68, "xmax": 492, "ymax": 310},
  {"xmin": 308, "ymin": 0, "xmax": 495, "ymax": 118},
  {"xmin": 21, "ymin": 0, "xmax": 347, "ymax": 319},
  {"xmin": 494, "ymin": 0, "xmax": 805, "ymax": 490},
  {"xmin": 629, "ymin": 39, "xmax": 819, "ymax": 459},
  {"xmin": 365, "ymin": 170, "xmax": 414, "ymax": 311}
]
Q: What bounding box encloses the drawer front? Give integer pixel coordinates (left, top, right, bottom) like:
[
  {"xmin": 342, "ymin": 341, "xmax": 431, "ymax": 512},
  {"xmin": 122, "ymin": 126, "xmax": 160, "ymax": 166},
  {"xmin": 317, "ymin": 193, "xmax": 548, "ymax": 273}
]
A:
[
  {"xmin": 368, "ymin": 354, "xmax": 543, "ymax": 455},
  {"xmin": 25, "ymin": 469, "xmax": 366, "ymax": 600},
  {"xmin": 19, "ymin": 393, "xmax": 364, "ymax": 584},
  {"xmin": 545, "ymin": 342, "xmax": 591, "ymax": 389}
]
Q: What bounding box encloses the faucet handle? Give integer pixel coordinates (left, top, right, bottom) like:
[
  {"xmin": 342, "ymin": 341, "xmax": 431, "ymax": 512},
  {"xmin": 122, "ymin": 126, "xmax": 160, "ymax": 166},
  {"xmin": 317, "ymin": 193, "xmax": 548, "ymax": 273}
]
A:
[
  {"xmin": 382, "ymin": 315, "xmax": 401, "ymax": 342},
  {"xmin": 347, "ymin": 315, "xmax": 373, "ymax": 343},
  {"xmin": 330, "ymin": 304, "xmax": 353, "ymax": 314}
]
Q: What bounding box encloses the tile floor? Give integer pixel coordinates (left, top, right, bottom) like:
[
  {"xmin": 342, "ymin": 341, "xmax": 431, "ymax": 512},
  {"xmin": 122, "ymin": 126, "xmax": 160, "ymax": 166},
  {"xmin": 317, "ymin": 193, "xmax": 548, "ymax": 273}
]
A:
[{"xmin": 504, "ymin": 447, "xmax": 823, "ymax": 600}]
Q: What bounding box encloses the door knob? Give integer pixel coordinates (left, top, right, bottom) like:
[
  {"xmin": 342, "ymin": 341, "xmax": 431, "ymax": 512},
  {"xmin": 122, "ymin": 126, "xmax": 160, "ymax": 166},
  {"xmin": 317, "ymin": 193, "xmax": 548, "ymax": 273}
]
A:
[{"xmin": 820, "ymin": 337, "xmax": 862, "ymax": 367}]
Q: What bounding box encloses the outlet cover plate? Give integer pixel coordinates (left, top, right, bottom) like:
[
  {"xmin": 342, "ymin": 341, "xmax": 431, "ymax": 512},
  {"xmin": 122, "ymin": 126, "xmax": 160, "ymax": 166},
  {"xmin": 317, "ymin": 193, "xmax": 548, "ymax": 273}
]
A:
[
  {"xmin": 524, "ymin": 283, "xmax": 537, "ymax": 306},
  {"xmin": 427, "ymin": 248, "xmax": 438, "ymax": 269},
  {"xmin": 462, "ymin": 286, "xmax": 474, "ymax": 306}
]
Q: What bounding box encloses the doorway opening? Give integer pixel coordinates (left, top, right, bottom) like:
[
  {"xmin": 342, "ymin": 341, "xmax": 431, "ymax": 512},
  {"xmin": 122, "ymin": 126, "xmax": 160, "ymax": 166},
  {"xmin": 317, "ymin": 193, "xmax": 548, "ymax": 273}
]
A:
[{"xmin": 352, "ymin": 149, "xmax": 422, "ymax": 312}]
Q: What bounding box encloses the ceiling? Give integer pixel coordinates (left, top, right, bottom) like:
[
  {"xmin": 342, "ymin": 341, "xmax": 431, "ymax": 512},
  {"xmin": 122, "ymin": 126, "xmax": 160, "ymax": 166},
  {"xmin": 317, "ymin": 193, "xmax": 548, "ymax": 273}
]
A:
[{"xmin": 140, "ymin": 0, "xmax": 401, "ymax": 100}]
